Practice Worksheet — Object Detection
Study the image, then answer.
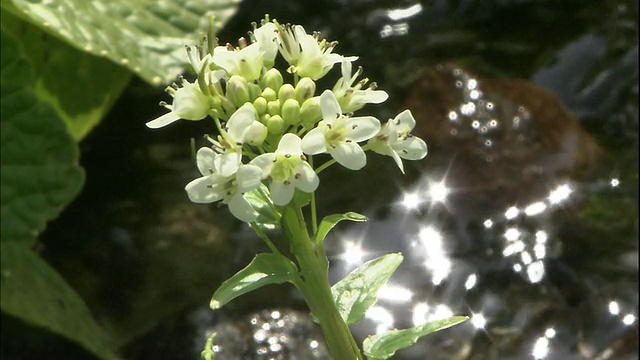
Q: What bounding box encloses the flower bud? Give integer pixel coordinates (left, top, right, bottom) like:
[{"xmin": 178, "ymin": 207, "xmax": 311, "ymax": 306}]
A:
[
  {"xmin": 245, "ymin": 121, "xmax": 268, "ymax": 146},
  {"xmin": 267, "ymin": 99, "xmax": 280, "ymax": 116},
  {"xmin": 261, "ymin": 87, "xmax": 277, "ymax": 102},
  {"xmin": 226, "ymin": 75, "xmax": 250, "ymax": 108},
  {"xmin": 219, "ymin": 96, "xmax": 237, "ymax": 119},
  {"xmin": 262, "ymin": 68, "xmax": 283, "ymax": 91},
  {"xmin": 260, "ymin": 113, "xmax": 271, "ymax": 124},
  {"xmin": 248, "ymin": 83, "xmax": 262, "ymax": 101},
  {"xmin": 278, "ymin": 83, "xmax": 295, "ymax": 102},
  {"xmin": 294, "ymin": 77, "xmax": 316, "ymax": 103},
  {"xmin": 299, "ymin": 96, "xmax": 322, "ymax": 127},
  {"xmin": 267, "ymin": 114, "xmax": 285, "ymax": 135},
  {"xmin": 281, "ymin": 98, "xmax": 300, "ymax": 126},
  {"xmin": 253, "ymin": 97, "xmax": 268, "ymax": 115}
]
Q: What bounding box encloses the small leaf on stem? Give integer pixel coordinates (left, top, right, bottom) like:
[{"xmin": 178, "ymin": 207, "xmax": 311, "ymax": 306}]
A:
[
  {"xmin": 363, "ymin": 316, "xmax": 469, "ymax": 359},
  {"xmin": 314, "ymin": 212, "xmax": 368, "ymax": 245},
  {"xmin": 210, "ymin": 253, "xmax": 299, "ymax": 309}
]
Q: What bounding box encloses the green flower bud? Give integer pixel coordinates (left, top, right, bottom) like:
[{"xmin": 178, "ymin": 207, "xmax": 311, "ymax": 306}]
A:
[
  {"xmin": 253, "ymin": 97, "xmax": 268, "ymax": 115},
  {"xmin": 261, "ymin": 87, "xmax": 277, "ymax": 102},
  {"xmin": 260, "ymin": 113, "xmax": 271, "ymax": 125},
  {"xmin": 278, "ymin": 83, "xmax": 295, "ymax": 102},
  {"xmin": 294, "ymin": 77, "xmax": 316, "ymax": 103},
  {"xmin": 262, "ymin": 68, "xmax": 283, "ymax": 91},
  {"xmin": 219, "ymin": 96, "xmax": 237, "ymax": 120},
  {"xmin": 226, "ymin": 75, "xmax": 250, "ymax": 108},
  {"xmin": 267, "ymin": 99, "xmax": 280, "ymax": 116},
  {"xmin": 248, "ymin": 83, "xmax": 262, "ymax": 101},
  {"xmin": 267, "ymin": 114, "xmax": 285, "ymax": 135},
  {"xmin": 281, "ymin": 98, "xmax": 301, "ymax": 126},
  {"xmin": 299, "ymin": 96, "xmax": 322, "ymax": 127}
]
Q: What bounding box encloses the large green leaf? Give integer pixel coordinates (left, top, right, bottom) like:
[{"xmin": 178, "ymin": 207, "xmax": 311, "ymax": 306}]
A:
[
  {"xmin": 363, "ymin": 316, "xmax": 469, "ymax": 360},
  {"xmin": 2, "ymin": 0, "xmax": 241, "ymax": 86},
  {"xmin": 1, "ymin": 243, "xmax": 118, "ymax": 359},
  {"xmin": 1, "ymin": 12, "xmax": 132, "ymax": 140},
  {"xmin": 331, "ymin": 253, "xmax": 403, "ymax": 325},
  {"xmin": 210, "ymin": 253, "xmax": 300, "ymax": 310},
  {"xmin": 0, "ymin": 29, "xmax": 84, "ymax": 247}
]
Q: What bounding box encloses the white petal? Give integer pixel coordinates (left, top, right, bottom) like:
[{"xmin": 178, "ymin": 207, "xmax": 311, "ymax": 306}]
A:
[
  {"xmin": 330, "ymin": 142, "xmax": 367, "ymax": 170},
  {"xmin": 301, "ymin": 127, "xmax": 327, "ymax": 155},
  {"xmin": 196, "ymin": 147, "xmax": 217, "ymax": 175},
  {"xmin": 344, "ymin": 116, "xmax": 381, "ymax": 142},
  {"xmin": 353, "ymin": 89, "xmax": 388, "ymax": 106},
  {"xmin": 173, "ymin": 83, "xmax": 210, "ymax": 120},
  {"xmin": 270, "ymin": 181, "xmax": 295, "ymax": 206},
  {"xmin": 250, "ymin": 153, "xmax": 276, "ymax": 178},
  {"xmin": 392, "ymin": 109, "xmax": 417, "ymax": 133},
  {"xmin": 388, "ymin": 147, "xmax": 405, "ymax": 173},
  {"xmin": 185, "ymin": 176, "xmax": 225, "ymax": 203},
  {"xmin": 214, "ymin": 151, "xmax": 241, "ymax": 177},
  {"xmin": 146, "ymin": 112, "xmax": 180, "ymax": 129},
  {"xmin": 394, "ymin": 136, "xmax": 428, "ymax": 160},
  {"xmin": 254, "ymin": 22, "xmax": 278, "ymax": 61},
  {"xmin": 319, "ymin": 90, "xmax": 342, "ymax": 124},
  {"xmin": 235, "ymin": 164, "xmax": 263, "ymax": 192},
  {"xmin": 292, "ymin": 162, "xmax": 319, "ymax": 192},
  {"xmin": 227, "ymin": 194, "xmax": 258, "ymax": 222},
  {"xmin": 277, "ymin": 133, "xmax": 303, "ymax": 156},
  {"xmin": 227, "ymin": 103, "xmax": 257, "ymax": 141}
]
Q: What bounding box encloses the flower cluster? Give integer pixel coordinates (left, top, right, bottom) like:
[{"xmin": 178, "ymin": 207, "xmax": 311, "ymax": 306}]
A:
[{"xmin": 147, "ymin": 16, "xmax": 428, "ymax": 222}]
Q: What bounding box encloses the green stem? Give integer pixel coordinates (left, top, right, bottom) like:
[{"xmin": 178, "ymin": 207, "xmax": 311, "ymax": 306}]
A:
[
  {"xmin": 282, "ymin": 205, "xmax": 363, "ymax": 360},
  {"xmin": 315, "ymin": 158, "xmax": 337, "ymax": 175}
]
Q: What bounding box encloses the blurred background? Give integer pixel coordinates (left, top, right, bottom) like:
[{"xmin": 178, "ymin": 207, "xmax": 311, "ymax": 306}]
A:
[{"xmin": 2, "ymin": 0, "xmax": 637, "ymax": 359}]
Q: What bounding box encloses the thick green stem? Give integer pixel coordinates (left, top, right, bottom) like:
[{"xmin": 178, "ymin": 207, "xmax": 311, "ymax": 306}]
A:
[{"xmin": 282, "ymin": 205, "xmax": 363, "ymax": 360}]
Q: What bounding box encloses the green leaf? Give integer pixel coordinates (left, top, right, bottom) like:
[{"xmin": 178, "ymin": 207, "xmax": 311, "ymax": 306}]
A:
[
  {"xmin": 0, "ymin": 29, "xmax": 84, "ymax": 247},
  {"xmin": 363, "ymin": 316, "xmax": 469, "ymax": 360},
  {"xmin": 2, "ymin": 0, "xmax": 241, "ymax": 86},
  {"xmin": 244, "ymin": 184, "xmax": 281, "ymax": 231},
  {"xmin": 331, "ymin": 253, "xmax": 403, "ymax": 325},
  {"xmin": 313, "ymin": 212, "xmax": 368, "ymax": 245},
  {"xmin": 1, "ymin": 12, "xmax": 132, "ymax": 140},
  {"xmin": 1, "ymin": 242, "xmax": 118, "ymax": 359},
  {"xmin": 210, "ymin": 253, "xmax": 299, "ymax": 310}
]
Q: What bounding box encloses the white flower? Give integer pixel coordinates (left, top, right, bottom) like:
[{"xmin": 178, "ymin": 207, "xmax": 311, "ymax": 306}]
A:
[
  {"xmin": 275, "ymin": 23, "xmax": 305, "ymax": 65},
  {"xmin": 185, "ymin": 147, "xmax": 263, "ymax": 222},
  {"xmin": 253, "ymin": 21, "xmax": 278, "ymax": 64},
  {"xmin": 251, "ymin": 133, "xmax": 319, "ymax": 206},
  {"xmin": 301, "ymin": 90, "xmax": 380, "ymax": 170},
  {"xmin": 212, "ymin": 43, "xmax": 264, "ymax": 81},
  {"xmin": 333, "ymin": 58, "xmax": 388, "ymax": 113},
  {"xmin": 296, "ymin": 32, "xmax": 350, "ymax": 80},
  {"xmin": 369, "ymin": 110, "xmax": 428, "ymax": 173},
  {"xmin": 213, "ymin": 103, "xmax": 267, "ymax": 177},
  {"xmin": 146, "ymin": 79, "xmax": 211, "ymax": 129}
]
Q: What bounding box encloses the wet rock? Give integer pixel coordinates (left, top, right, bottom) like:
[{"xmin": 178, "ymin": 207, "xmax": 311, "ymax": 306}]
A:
[{"xmin": 404, "ymin": 64, "xmax": 603, "ymax": 222}]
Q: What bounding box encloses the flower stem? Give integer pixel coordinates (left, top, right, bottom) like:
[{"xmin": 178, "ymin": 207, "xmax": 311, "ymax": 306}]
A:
[{"xmin": 282, "ymin": 205, "xmax": 363, "ymax": 360}]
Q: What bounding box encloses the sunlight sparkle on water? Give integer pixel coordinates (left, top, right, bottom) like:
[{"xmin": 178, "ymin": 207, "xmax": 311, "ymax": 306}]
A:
[
  {"xmin": 532, "ymin": 336, "xmax": 550, "ymax": 359},
  {"xmin": 429, "ymin": 181, "xmax": 450, "ymax": 203},
  {"xmin": 339, "ymin": 241, "xmax": 366, "ymax": 267},
  {"xmin": 378, "ymin": 283, "xmax": 414, "ymax": 303},
  {"xmin": 471, "ymin": 313, "xmax": 487, "ymax": 329},
  {"xmin": 428, "ymin": 304, "xmax": 454, "ymax": 322},
  {"xmin": 387, "ymin": 3, "xmax": 423, "ymax": 21},
  {"xmin": 505, "ymin": 206, "xmax": 520, "ymax": 220},
  {"xmin": 608, "ymin": 301, "xmax": 620, "ymax": 315},
  {"xmin": 524, "ymin": 201, "xmax": 547, "ymax": 216},
  {"xmin": 622, "ymin": 314, "xmax": 636, "ymax": 325},
  {"xmin": 419, "ymin": 227, "xmax": 451, "ymax": 284},
  {"xmin": 548, "ymin": 184, "xmax": 572, "ymax": 204},
  {"xmin": 527, "ymin": 261, "xmax": 545, "ymax": 283},
  {"xmin": 545, "ymin": 328, "xmax": 556, "ymax": 339},
  {"xmin": 412, "ymin": 302, "xmax": 430, "ymax": 326},
  {"xmin": 401, "ymin": 191, "xmax": 422, "ymax": 210},
  {"xmin": 365, "ymin": 305, "xmax": 395, "ymax": 333},
  {"xmin": 465, "ymin": 274, "xmax": 477, "ymax": 290},
  {"xmin": 610, "ymin": 178, "xmax": 620, "ymax": 187},
  {"xmin": 483, "ymin": 219, "xmax": 493, "ymax": 228},
  {"xmin": 504, "ymin": 227, "xmax": 521, "ymax": 241}
]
